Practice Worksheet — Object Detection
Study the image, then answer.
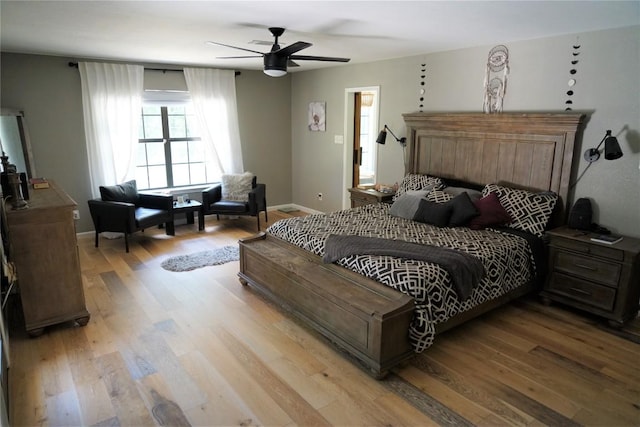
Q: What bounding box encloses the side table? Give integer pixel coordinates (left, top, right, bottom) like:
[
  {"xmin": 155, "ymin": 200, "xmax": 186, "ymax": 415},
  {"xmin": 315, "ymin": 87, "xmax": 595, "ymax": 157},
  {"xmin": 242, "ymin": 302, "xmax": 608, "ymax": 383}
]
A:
[
  {"xmin": 348, "ymin": 188, "xmax": 395, "ymax": 208},
  {"xmin": 173, "ymin": 200, "xmax": 204, "ymax": 231},
  {"xmin": 541, "ymin": 226, "xmax": 640, "ymax": 327}
]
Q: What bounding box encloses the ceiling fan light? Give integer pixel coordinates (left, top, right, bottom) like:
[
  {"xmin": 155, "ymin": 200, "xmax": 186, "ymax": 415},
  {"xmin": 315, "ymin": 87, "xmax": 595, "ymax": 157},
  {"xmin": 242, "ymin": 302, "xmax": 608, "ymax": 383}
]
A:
[
  {"xmin": 263, "ymin": 53, "xmax": 288, "ymax": 77},
  {"xmin": 264, "ymin": 68, "xmax": 287, "ymax": 77}
]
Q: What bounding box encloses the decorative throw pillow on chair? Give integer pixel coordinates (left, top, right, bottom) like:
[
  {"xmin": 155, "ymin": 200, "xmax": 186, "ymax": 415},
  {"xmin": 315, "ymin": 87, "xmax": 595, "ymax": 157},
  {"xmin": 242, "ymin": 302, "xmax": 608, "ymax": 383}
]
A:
[{"xmin": 221, "ymin": 172, "xmax": 254, "ymax": 202}]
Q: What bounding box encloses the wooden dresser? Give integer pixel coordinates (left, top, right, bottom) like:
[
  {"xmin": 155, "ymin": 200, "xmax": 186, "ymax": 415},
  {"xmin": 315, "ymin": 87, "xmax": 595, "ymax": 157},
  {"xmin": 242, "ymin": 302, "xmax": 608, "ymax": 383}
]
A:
[
  {"xmin": 5, "ymin": 180, "xmax": 90, "ymax": 336},
  {"xmin": 542, "ymin": 226, "xmax": 640, "ymax": 327}
]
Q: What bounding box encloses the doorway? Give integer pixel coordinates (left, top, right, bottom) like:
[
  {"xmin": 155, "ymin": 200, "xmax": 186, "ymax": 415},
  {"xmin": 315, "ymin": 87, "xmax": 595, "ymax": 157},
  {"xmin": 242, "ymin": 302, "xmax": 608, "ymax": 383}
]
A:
[{"xmin": 342, "ymin": 86, "xmax": 379, "ymax": 208}]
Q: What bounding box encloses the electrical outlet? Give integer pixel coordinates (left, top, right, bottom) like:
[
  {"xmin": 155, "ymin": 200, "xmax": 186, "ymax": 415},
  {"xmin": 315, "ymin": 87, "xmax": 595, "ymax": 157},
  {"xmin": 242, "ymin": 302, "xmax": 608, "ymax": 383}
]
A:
[
  {"xmin": 73, "ymin": 209, "xmax": 80, "ymax": 220},
  {"xmin": 317, "ymin": 192, "xmax": 323, "ymax": 201}
]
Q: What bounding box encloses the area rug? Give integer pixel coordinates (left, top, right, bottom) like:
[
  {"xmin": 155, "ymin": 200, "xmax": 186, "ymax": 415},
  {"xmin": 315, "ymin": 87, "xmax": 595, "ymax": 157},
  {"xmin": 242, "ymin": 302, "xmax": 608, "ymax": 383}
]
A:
[{"xmin": 160, "ymin": 245, "xmax": 239, "ymax": 272}]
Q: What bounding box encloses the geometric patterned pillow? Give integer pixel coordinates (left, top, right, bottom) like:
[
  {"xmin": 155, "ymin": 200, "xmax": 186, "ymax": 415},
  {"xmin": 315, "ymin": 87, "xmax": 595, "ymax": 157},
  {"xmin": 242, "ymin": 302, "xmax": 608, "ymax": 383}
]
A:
[
  {"xmin": 482, "ymin": 183, "xmax": 558, "ymax": 238},
  {"xmin": 425, "ymin": 189, "xmax": 453, "ymax": 203},
  {"xmin": 394, "ymin": 174, "xmax": 444, "ymax": 201}
]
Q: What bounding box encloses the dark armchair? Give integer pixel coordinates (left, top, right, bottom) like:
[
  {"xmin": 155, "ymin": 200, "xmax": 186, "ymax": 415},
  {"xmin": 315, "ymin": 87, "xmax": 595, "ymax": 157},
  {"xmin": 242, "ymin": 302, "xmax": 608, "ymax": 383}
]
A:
[
  {"xmin": 201, "ymin": 174, "xmax": 267, "ymax": 230},
  {"xmin": 87, "ymin": 180, "xmax": 174, "ymax": 252}
]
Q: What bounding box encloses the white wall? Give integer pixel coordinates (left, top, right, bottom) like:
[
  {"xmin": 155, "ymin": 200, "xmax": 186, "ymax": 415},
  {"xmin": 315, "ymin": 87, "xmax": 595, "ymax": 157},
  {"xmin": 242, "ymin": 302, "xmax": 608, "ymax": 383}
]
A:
[{"xmin": 291, "ymin": 26, "xmax": 640, "ymax": 237}]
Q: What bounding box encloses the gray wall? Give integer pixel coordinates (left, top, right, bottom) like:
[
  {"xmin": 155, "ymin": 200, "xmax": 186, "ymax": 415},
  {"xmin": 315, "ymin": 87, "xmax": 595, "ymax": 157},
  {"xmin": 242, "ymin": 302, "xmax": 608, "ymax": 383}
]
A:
[
  {"xmin": 2, "ymin": 25, "xmax": 638, "ymax": 237},
  {"xmin": 0, "ymin": 53, "xmax": 292, "ymax": 232},
  {"xmin": 291, "ymin": 26, "xmax": 640, "ymax": 237}
]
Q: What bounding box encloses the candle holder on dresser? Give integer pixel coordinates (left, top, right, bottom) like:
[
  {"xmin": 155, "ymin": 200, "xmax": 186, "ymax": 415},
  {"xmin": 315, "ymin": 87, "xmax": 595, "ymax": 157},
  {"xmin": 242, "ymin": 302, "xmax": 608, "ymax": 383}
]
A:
[
  {"xmin": 1, "ymin": 163, "xmax": 27, "ymax": 210},
  {"xmin": 0, "ymin": 150, "xmax": 28, "ymax": 209}
]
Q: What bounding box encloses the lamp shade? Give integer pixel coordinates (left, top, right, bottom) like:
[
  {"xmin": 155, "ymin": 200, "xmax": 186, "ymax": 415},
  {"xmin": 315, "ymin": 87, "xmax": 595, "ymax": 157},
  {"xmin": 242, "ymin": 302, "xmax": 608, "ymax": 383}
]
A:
[
  {"xmin": 604, "ymin": 136, "xmax": 623, "ymax": 160},
  {"xmin": 376, "ymin": 129, "xmax": 387, "ymax": 144}
]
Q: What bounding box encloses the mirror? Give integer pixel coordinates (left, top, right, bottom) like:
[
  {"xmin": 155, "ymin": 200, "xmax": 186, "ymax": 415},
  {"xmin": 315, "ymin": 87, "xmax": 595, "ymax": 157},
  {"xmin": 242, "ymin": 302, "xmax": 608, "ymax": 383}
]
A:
[{"xmin": 0, "ymin": 108, "xmax": 36, "ymax": 180}]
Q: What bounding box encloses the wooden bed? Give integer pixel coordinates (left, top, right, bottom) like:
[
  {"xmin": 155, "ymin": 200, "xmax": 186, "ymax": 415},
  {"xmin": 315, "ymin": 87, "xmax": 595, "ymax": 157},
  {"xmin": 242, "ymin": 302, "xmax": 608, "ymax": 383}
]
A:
[{"xmin": 238, "ymin": 112, "xmax": 585, "ymax": 378}]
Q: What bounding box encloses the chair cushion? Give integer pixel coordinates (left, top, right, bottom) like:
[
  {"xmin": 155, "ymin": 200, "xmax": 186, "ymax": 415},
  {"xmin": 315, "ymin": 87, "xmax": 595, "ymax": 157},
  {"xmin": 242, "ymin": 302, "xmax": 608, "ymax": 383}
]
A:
[
  {"xmin": 100, "ymin": 180, "xmax": 139, "ymax": 204},
  {"xmin": 135, "ymin": 207, "xmax": 168, "ymax": 229},
  {"xmin": 221, "ymin": 172, "xmax": 254, "ymax": 202},
  {"xmin": 210, "ymin": 200, "xmax": 249, "ymax": 214}
]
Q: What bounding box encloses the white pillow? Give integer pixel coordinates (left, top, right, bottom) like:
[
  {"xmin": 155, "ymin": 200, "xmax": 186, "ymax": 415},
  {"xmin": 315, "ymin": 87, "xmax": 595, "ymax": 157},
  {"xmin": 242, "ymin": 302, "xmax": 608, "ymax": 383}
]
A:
[{"xmin": 222, "ymin": 172, "xmax": 254, "ymax": 202}]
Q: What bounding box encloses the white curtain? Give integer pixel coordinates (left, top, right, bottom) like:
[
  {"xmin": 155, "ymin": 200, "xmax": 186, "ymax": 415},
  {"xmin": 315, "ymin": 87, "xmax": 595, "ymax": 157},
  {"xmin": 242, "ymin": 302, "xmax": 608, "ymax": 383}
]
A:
[
  {"xmin": 79, "ymin": 62, "xmax": 144, "ymax": 197},
  {"xmin": 183, "ymin": 68, "xmax": 243, "ymax": 178}
]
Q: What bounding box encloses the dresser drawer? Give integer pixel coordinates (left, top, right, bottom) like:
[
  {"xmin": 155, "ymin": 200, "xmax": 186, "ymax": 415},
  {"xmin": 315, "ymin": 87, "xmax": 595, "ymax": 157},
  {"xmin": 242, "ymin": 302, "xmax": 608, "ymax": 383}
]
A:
[
  {"xmin": 548, "ymin": 273, "xmax": 616, "ymax": 311},
  {"xmin": 554, "ymin": 251, "xmax": 621, "ymax": 287},
  {"xmin": 552, "ymin": 238, "xmax": 623, "ymax": 261}
]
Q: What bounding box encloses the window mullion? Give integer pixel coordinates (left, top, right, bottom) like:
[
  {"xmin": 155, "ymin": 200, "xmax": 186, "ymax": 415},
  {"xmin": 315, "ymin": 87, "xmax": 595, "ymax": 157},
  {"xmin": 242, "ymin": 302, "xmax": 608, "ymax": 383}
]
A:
[{"xmin": 161, "ymin": 106, "xmax": 174, "ymax": 187}]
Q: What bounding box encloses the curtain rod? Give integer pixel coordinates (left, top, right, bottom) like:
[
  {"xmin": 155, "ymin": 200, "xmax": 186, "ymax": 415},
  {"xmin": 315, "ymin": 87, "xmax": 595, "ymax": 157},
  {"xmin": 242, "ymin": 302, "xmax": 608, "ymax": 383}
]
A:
[{"xmin": 68, "ymin": 62, "xmax": 241, "ymax": 76}]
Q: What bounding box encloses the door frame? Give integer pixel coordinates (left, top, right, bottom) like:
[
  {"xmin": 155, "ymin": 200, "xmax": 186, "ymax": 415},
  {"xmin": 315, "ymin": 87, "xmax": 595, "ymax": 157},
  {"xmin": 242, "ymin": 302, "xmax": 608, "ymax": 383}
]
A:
[{"xmin": 341, "ymin": 86, "xmax": 380, "ymax": 209}]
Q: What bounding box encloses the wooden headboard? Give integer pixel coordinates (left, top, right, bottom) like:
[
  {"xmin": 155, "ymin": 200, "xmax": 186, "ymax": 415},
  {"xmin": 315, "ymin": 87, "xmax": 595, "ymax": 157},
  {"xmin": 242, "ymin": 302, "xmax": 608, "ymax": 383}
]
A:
[{"xmin": 403, "ymin": 112, "xmax": 585, "ymax": 222}]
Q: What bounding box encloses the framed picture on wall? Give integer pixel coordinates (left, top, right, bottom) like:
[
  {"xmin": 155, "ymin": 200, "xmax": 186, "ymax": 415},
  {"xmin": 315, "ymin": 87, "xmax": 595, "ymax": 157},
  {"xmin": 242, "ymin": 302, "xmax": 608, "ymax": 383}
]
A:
[{"xmin": 308, "ymin": 101, "xmax": 326, "ymax": 131}]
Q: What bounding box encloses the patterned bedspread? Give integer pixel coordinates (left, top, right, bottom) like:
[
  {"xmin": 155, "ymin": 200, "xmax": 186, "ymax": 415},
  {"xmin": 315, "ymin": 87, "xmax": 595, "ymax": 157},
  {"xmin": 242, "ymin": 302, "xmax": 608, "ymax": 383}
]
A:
[{"xmin": 267, "ymin": 203, "xmax": 536, "ymax": 352}]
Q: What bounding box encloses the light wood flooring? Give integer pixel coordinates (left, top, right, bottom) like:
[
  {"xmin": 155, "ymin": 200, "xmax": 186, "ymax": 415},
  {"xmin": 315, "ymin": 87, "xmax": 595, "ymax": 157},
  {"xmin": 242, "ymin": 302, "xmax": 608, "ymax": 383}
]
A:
[{"xmin": 8, "ymin": 209, "xmax": 640, "ymax": 426}]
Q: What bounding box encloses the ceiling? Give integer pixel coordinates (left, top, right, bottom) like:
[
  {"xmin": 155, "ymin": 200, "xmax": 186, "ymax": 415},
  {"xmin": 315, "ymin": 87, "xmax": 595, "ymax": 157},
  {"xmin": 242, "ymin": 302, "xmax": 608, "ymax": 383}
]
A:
[{"xmin": 1, "ymin": 1, "xmax": 639, "ymax": 73}]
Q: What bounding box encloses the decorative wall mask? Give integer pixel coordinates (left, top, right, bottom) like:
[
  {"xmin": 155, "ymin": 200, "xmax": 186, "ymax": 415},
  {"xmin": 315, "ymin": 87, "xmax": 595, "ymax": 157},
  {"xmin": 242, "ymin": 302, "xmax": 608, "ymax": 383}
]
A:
[{"xmin": 483, "ymin": 45, "xmax": 510, "ymax": 113}]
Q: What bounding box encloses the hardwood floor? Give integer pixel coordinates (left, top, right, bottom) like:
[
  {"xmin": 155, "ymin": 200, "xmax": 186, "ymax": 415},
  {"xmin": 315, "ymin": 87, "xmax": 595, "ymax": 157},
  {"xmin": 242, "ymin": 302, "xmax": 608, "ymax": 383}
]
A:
[{"xmin": 8, "ymin": 209, "xmax": 640, "ymax": 426}]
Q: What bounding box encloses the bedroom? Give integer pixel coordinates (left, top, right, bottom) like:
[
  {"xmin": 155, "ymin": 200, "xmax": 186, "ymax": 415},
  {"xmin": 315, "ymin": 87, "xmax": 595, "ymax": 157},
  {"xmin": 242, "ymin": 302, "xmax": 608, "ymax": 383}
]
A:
[{"xmin": 1, "ymin": 1, "xmax": 639, "ymax": 425}]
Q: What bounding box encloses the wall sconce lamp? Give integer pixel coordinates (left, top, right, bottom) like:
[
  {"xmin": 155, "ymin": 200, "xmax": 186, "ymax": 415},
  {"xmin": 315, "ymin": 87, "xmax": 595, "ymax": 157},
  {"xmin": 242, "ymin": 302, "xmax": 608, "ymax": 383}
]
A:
[
  {"xmin": 583, "ymin": 130, "xmax": 623, "ymax": 163},
  {"xmin": 376, "ymin": 125, "xmax": 406, "ymax": 146}
]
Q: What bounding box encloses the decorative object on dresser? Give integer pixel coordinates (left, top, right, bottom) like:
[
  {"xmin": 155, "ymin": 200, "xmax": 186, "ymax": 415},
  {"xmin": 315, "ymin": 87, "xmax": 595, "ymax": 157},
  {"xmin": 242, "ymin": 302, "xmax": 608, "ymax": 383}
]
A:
[
  {"xmin": 239, "ymin": 112, "xmax": 585, "ymax": 378},
  {"xmin": 348, "ymin": 187, "xmax": 394, "ymax": 208},
  {"xmin": 542, "ymin": 226, "xmax": 640, "ymax": 328},
  {"xmin": 5, "ymin": 180, "xmax": 90, "ymax": 337}
]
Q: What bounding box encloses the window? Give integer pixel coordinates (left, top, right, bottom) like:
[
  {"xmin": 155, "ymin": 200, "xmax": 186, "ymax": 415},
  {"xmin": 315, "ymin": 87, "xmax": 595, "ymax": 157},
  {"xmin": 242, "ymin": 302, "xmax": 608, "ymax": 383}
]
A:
[{"xmin": 137, "ymin": 104, "xmax": 212, "ymax": 190}]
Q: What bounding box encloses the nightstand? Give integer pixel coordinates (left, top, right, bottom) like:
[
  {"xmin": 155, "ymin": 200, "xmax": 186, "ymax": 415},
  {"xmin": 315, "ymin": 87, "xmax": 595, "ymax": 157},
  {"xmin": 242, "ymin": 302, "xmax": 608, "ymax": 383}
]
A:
[
  {"xmin": 348, "ymin": 188, "xmax": 395, "ymax": 208},
  {"xmin": 541, "ymin": 226, "xmax": 640, "ymax": 327}
]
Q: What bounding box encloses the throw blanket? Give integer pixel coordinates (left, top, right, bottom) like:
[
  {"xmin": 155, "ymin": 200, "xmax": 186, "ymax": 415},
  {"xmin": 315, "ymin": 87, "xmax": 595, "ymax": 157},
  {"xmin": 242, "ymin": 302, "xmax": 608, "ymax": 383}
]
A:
[{"xmin": 323, "ymin": 234, "xmax": 485, "ymax": 300}]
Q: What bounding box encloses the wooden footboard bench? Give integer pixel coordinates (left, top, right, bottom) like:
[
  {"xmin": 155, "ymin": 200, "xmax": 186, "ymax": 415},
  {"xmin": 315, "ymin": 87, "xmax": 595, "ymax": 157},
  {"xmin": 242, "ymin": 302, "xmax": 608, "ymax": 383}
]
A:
[{"xmin": 238, "ymin": 232, "xmax": 415, "ymax": 378}]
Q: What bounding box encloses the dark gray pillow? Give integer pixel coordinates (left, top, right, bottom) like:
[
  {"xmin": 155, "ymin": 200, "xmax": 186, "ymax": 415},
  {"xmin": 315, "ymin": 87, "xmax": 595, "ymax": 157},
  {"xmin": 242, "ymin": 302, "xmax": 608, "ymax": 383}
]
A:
[
  {"xmin": 413, "ymin": 199, "xmax": 453, "ymax": 227},
  {"xmin": 389, "ymin": 190, "xmax": 430, "ymax": 220},
  {"xmin": 444, "ymin": 186, "xmax": 482, "ymax": 201},
  {"xmin": 100, "ymin": 180, "xmax": 138, "ymax": 204},
  {"xmin": 449, "ymin": 192, "xmax": 480, "ymax": 227}
]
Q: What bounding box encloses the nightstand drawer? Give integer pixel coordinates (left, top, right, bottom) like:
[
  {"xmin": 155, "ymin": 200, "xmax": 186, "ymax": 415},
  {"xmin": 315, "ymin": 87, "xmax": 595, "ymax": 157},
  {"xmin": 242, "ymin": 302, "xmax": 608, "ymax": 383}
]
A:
[
  {"xmin": 548, "ymin": 273, "xmax": 616, "ymax": 311},
  {"xmin": 554, "ymin": 251, "xmax": 621, "ymax": 287},
  {"xmin": 552, "ymin": 238, "xmax": 623, "ymax": 261}
]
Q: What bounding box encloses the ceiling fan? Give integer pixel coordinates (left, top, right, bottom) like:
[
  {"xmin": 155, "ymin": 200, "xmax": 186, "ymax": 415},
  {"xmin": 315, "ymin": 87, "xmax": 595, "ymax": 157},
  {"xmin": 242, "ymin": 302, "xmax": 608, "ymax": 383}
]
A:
[{"xmin": 207, "ymin": 27, "xmax": 350, "ymax": 77}]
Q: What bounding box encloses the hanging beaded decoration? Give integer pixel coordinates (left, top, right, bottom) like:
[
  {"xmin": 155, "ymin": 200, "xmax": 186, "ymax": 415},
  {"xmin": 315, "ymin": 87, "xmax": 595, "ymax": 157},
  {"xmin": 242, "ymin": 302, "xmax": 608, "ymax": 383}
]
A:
[
  {"xmin": 418, "ymin": 63, "xmax": 426, "ymax": 111},
  {"xmin": 566, "ymin": 39, "xmax": 580, "ymax": 111},
  {"xmin": 483, "ymin": 45, "xmax": 510, "ymax": 113}
]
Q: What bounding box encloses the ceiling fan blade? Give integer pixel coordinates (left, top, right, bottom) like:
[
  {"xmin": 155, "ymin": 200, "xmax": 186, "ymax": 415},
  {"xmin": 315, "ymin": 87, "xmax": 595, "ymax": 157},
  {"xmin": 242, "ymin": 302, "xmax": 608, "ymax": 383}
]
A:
[
  {"xmin": 275, "ymin": 41, "xmax": 312, "ymax": 57},
  {"xmin": 289, "ymin": 55, "xmax": 351, "ymax": 63},
  {"xmin": 206, "ymin": 41, "xmax": 265, "ymax": 55},
  {"xmin": 216, "ymin": 55, "xmax": 263, "ymax": 59}
]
